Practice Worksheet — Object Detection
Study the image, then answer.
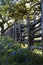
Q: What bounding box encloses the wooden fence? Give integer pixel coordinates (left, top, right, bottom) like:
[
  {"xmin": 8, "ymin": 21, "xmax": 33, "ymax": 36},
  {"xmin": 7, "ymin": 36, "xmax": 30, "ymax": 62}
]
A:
[
  {"xmin": 3, "ymin": 17, "xmax": 42, "ymax": 49},
  {"xmin": 1, "ymin": 0, "xmax": 43, "ymax": 55}
]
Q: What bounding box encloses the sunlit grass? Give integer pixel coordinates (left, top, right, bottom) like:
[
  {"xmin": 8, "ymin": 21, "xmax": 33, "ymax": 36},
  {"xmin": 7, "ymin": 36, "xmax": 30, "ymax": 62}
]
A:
[
  {"xmin": 33, "ymin": 49, "xmax": 42, "ymax": 55},
  {"xmin": 20, "ymin": 44, "xmax": 42, "ymax": 55},
  {"xmin": 20, "ymin": 44, "xmax": 28, "ymax": 48}
]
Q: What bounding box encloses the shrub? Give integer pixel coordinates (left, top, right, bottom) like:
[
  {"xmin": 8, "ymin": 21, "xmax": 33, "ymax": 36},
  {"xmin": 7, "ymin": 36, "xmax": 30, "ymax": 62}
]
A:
[{"xmin": 0, "ymin": 36, "xmax": 43, "ymax": 65}]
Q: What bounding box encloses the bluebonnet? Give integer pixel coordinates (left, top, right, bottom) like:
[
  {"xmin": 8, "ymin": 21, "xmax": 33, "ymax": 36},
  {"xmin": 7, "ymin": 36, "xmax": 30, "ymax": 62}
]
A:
[
  {"xmin": 8, "ymin": 52, "xmax": 12, "ymax": 56},
  {"xmin": 13, "ymin": 51, "xmax": 17, "ymax": 55}
]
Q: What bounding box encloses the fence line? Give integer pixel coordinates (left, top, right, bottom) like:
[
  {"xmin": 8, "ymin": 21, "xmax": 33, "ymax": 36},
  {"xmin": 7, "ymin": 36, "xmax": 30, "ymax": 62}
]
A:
[{"xmin": 1, "ymin": 0, "xmax": 43, "ymax": 56}]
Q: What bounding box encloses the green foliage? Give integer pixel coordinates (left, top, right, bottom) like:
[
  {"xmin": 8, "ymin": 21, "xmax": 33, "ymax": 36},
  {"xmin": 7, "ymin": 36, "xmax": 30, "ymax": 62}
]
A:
[
  {"xmin": 0, "ymin": 0, "xmax": 41, "ymax": 35},
  {"xmin": 0, "ymin": 36, "xmax": 43, "ymax": 65}
]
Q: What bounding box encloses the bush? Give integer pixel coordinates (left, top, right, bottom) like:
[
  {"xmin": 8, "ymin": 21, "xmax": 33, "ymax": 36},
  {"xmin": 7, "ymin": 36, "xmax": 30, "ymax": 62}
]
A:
[{"xmin": 0, "ymin": 36, "xmax": 43, "ymax": 65}]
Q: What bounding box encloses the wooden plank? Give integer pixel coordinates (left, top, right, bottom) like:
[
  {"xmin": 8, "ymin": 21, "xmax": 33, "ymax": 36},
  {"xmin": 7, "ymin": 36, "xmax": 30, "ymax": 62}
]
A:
[
  {"xmin": 22, "ymin": 35, "xmax": 28, "ymax": 38},
  {"xmin": 30, "ymin": 33, "xmax": 41, "ymax": 40},
  {"xmin": 19, "ymin": 23, "xmax": 22, "ymax": 43},
  {"xmin": 30, "ymin": 23, "xmax": 41, "ymax": 30},
  {"xmin": 10, "ymin": 27, "xmax": 14, "ymax": 37},
  {"xmin": 22, "ymin": 31, "xmax": 27, "ymax": 34},
  {"xmin": 31, "ymin": 26, "xmax": 41, "ymax": 34},
  {"xmin": 21, "ymin": 38, "xmax": 27, "ymax": 42},
  {"xmin": 27, "ymin": 12, "xmax": 31, "ymax": 49},
  {"xmin": 21, "ymin": 28, "xmax": 27, "ymax": 32},
  {"xmin": 31, "ymin": 46, "xmax": 42, "ymax": 50},
  {"xmin": 12, "ymin": 25, "xmax": 15, "ymax": 39},
  {"xmin": 15, "ymin": 23, "xmax": 17, "ymax": 42},
  {"xmin": 34, "ymin": 33, "xmax": 42, "ymax": 38},
  {"xmin": 34, "ymin": 23, "xmax": 41, "ymax": 29},
  {"xmin": 34, "ymin": 9, "xmax": 36, "ymax": 25},
  {"xmin": 31, "ymin": 18, "xmax": 41, "ymax": 26},
  {"xmin": 20, "ymin": 24, "xmax": 27, "ymax": 28},
  {"xmin": 32, "ymin": 40, "xmax": 41, "ymax": 43}
]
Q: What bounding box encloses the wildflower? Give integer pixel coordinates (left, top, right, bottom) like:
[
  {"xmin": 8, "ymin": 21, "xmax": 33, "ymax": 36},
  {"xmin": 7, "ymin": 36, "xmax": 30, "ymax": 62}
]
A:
[
  {"xmin": 13, "ymin": 51, "xmax": 17, "ymax": 55},
  {"xmin": 8, "ymin": 52, "xmax": 12, "ymax": 56}
]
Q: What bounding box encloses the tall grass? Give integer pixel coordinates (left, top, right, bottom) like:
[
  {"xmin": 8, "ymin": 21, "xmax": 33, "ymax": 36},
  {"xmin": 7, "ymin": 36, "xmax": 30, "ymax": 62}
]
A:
[{"xmin": 0, "ymin": 36, "xmax": 43, "ymax": 65}]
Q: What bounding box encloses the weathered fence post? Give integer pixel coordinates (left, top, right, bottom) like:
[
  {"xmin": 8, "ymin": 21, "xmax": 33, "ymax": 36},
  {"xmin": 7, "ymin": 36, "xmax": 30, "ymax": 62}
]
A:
[
  {"xmin": 13, "ymin": 24, "xmax": 15, "ymax": 39},
  {"xmin": 41, "ymin": 0, "xmax": 43, "ymax": 56},
  {"xmin": 15, "ymin": 22, "xmax": 17, "ymax": 42},
  {"xmin": 27, "ymin": 12, "xmax": 31, "ymax": 49},
  {"xmin": 19, "ymin": 23, "xmax": 22, "ymax": 43},
  {"xmin": 34, "ymin": 8, "xmax": 36, "ymax": 23}
]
